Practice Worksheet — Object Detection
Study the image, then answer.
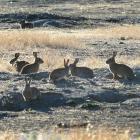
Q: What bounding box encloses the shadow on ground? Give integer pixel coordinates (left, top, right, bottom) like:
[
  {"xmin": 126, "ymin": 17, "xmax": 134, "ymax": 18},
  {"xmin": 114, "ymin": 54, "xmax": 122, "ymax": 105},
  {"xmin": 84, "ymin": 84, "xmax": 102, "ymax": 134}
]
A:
[{"xmin": 0, "ymin": 68, "xmax": 140, "ymax": 112}]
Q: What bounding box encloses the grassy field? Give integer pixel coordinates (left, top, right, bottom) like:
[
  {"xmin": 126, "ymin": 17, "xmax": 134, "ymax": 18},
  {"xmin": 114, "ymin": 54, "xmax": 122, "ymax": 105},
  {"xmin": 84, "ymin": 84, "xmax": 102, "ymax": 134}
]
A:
[
  {"xmin": 0, "ymin": 128, "xmax": 132, "ymax": 140},
  {"xmin": 0, "ymin": 25, "xmax": 140, "ymax": 72}
]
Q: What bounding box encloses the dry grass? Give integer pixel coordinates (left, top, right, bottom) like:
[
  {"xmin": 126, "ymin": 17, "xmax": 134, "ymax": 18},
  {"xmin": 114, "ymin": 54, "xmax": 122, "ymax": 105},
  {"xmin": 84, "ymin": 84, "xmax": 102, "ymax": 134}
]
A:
[
  {"xmin": 43, "ymin": 50, "xmax": 74, "ymax": 71},
  {"xmin": 0, "ymin": 52, "xmax": 140, "ymax": 73},
  {"xmin": 0, "ymin": 25, "xmax": 140, "ymax": 72},
  {"xmin": 0, "ymin": 25, "xmax": 139, "ymax": 51},
  {"xmin": 76, "ymin": 25, "xmax": 140, "ymax": 40},
  {"xmin": 84, "ymin": 55, "xmax": 140, "ymax": 69},
  {"xmin": 117, "ymin": 56, "xmax": 140, "ymax": 67},
  {"xmin": 0, "ymin": 59, "xmax": 15, "ymax": 72},
  {"xmin": 0, "ymin": 128, "xmax": 132, "ymax": 140},
  {"xmin": 0, "ymin": 25, "xmax": 140, "ymax": 51},
  {"xmin": 0, "ymin": 131, "xmax": 19, "ymax": 140},
  {"xmin": 56, "ymin": 128, "xmax": 131, "ymax": 140},
  {"xmin": 0, "ymin": 29, "xmax": 83, "ymax": 51}
]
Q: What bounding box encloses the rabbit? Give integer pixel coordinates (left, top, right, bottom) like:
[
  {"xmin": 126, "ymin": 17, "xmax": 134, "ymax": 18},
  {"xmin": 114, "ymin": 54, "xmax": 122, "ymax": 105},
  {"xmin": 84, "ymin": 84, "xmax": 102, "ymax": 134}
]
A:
[
  {"xmin": 106, "ymin": 51, "xmax": 135, "ymax": 80},
  {"xmin": 9, "ymin": 53, "xmax": 20, "ymax": 65},
  {"xmin": 69, "ymin": 58, "xmax": 94, "ymax": 79},
  {"xmin": 49, "ymin": 59, "xmax": 70, "ymax": 82},
  {"xmin": 9, "ymin": 53, "xmax": 29, "ymax": 72},
  {"xmin": 22, "ymin": 77, "xmax": 40, "ymax": 101},
  {"xmin": 19, "ymin": 20, "xmax": 33, "ymax": 29},
  {"xmin": 20, "ymin": 52, "xmax": 44, "ymax": 74}
]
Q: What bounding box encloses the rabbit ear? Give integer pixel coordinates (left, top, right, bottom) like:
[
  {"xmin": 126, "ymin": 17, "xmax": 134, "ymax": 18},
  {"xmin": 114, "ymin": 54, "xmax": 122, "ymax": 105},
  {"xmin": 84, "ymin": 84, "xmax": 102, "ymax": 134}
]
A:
[
  {"xmin": 28, "ymin": 77, "xmax": 31, "ymax": 85},
  {"xmin": 113, "ymin": 52, "xmax": 117, "ymax": 57},
  {"xmin": 64, "ymin": 59, "xmax": 69, "ymax": 67},
  {"xmin": 33, "ymin": 52, "xmax": 39, "ymax": 58},
  {"xmin": 25, "ymin": 77, "xmax": 28, "ymax": 84},
  {"xmin": 15, "ymin": 53, "xmax": 20, "ymax": 57},
  {"xmin": 74, "ymin": 58, "xmax": 79, "ymax": 65},
  {"xmin": 64, "ymin": 59, "xmax": 66, "ymax": 66},
  {"xmin": 25, "ymin": 77, "xmax": 31, "ymax": 85},
  {"xmin": 66, "ymin": 59, "xmax": 69, "ymax": 65}
]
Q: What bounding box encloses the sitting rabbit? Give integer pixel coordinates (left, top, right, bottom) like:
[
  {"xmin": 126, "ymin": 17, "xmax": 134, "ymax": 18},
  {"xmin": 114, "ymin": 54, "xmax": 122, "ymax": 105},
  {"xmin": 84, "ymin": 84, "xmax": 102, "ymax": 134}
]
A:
[
  {"xmin": 22, "ymin": 77, "xmax": 41, "ymax": 101},
  {"xmin": 20, "ymin": 52, "xmax": 44, "ymax": 74},
  {"xmin": 69, "ymin": 58, "xmax": 94, "ymax": 79},
  {"xmin": 49, "ymin": 59, "xmax": 70, "ymax": 82},
  {"xmin": 106, "ymin": 51, "xmax": 134, "ymax": 80},
  {"xmin": 9, "ymin": 53, "xmax": 29, "ymax": 72}
]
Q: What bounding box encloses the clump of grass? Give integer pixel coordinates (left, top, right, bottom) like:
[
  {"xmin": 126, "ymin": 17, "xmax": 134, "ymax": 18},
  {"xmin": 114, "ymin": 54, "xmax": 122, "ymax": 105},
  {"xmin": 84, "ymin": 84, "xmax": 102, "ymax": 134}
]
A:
[
  {"xmin": 0, "ymin": 30, "xmax": 84, "ymax": 52},
  {"xmin": 43, "ymin": 50, "xmax": 73, "ymax": 71},
  {"xmin": 0, "ymin": 26, "xmax": 140, "ymax": 73},
  {"xmin": 0, "ymin": 59, "xmax": 15, "ymax": 72},
  {"xmin": 0, "ymin": 128, "xmax": 132, "ymax": 140},
  {"xmin": 77, "ymin": 25, "xmax": 140, "ymax": 40},
  {"xmin": 43, "ymin": 50, "xmax": 66, "ymax": 71},
  {"xmin": 83, "ymin": 57, "xmax": 106, "ymax": 69},
  {"xmin": 117, "ymin": 56, "xmax": 140, "ymax": 68},
  {"xmin": 0, "ymin": 131, "xmax": 19, "ymax": 140},
  {"xmin": 58, "ymin": 128, "xmax": 131, "ymax": 140}
]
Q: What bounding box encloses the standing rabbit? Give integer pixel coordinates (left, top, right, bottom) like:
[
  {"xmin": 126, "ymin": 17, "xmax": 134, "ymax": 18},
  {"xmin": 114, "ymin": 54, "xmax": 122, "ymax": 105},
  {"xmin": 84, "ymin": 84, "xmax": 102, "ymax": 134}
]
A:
[
  {"xmin": 22, "ymin": 77, "xmax": 40, "ymax": 101},
  {"xmin": 20, "ymin": 52, "xmax": 44, "ymax": 74},
  {"xmin": 106, "ymin": 51, "xmax": 134, "ymax": 80},
  {"xmin": 9, "ymin": 53, "xmax": 29, "ymax": 72},
  {"xmin": 49, "ymin": 59, "xmax": 70, "ymax": 82},
  {"xmin": 69, "ymin": 58, "xmax": 94, "ymax": 79}
]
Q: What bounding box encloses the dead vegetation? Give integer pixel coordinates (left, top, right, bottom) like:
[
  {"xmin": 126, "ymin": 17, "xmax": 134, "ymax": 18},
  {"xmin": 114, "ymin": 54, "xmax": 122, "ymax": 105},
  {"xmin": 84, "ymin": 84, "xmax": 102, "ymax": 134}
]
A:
[
  {"xmin": 0, "ymin": 25, "xmax": 140, "ymax": 72},
  {"xmin": 0, "ymin": 59, "xmax": 15, "ymax": 72},
  {"xmin": 0, "ymin": 25, "xmax": 140, "ymax": 51},
  {"xmin": 0, "ymin": 128, "xmax": 132, "ymax": 140},
  {"xmin": 76, "ymin": 25, "xmax": 140, "ymax": 40},
  {"xmin": 0, "ymin": 29, "xmax": 84, "ymax": 51}
]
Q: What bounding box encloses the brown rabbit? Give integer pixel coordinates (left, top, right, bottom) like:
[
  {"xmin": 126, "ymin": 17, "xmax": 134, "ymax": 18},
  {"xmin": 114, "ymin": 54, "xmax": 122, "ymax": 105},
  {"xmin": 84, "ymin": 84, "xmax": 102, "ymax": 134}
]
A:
[
  {"xmin": 106, "ymin": 51, "xmax": 134, "ymax": 80},
  {"xmin": 49, "ymin": 59, "xmax": 70, "ymax": 82},
  {"xmin": 69, "ymin": 58, "xmax": 94, "ymax": 79},
  {"xmin": 10, "ymin": 53, "xmax": 29, "ymax": 72},
  {"xmin": 22, "ymin": 77, "xmax": 40, "ymax": 101},
  {"xmin": 20, "ymin": 53, "xmax": 44, "ymax": 74},
  {"xmin": 20, "ymin": 20, "xmax": 33, "ymax": 29},
  {"xmin": 10, "ymin": 53, "xmax": 20, "ymax": 65}
]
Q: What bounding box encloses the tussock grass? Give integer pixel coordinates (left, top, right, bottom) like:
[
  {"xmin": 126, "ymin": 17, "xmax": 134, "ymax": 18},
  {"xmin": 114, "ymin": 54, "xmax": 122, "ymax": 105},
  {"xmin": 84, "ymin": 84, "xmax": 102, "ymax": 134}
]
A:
[
  {"xmin": 0, "ymin": 59, "xmax": 15, "ymax": 72},
  {"xmin": 0, "ymin": 29, "xmax": 83, "ymax": 51},
  {"xmin": 76, "ymin": 25, "xmax": 140, "ymax": 40},
  {"xmin": 117, "ymin": 56, "xmax": 140, "ymax": 68},
  {"xmin": 0, "ymin": 128, "xmax": 132, "ymax": 140},
  {"xmin": 0, "ymin": 25, "xmax": 140, "ymax": 72},
  {"xmin": 0, "ymin": 25, "xmax": 139, "ymax": 51},
  {"xmin": 43, "ymin": 50, "xmax": 74, "ymax": 71},
  {"xmin": 83, "ymin": 57, "xmax": 106, "ymax": 69},
  {"xmin": 85, "ymin": 55, "xmax": 140, "ymax": 69},
  {"xmin": 0, "ymin": 131, "xmax": 19, "ymax": 140}
]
